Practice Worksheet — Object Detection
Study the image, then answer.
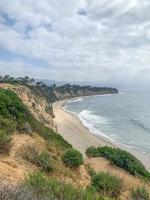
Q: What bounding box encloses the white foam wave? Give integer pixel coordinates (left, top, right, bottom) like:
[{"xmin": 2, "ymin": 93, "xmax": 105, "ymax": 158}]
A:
[
  {"xmin": 63, "ymin": 97, "xmax": 84, "ymax": 115},
  {"xmin": 78, "ymin": 110, "xmax": 114, "ymax": 142},
  {"xmin": 67, "ymin": 97, "xmax": 84, "ymax": 103},
  {"xmin": 63, "ymin": 105, "xmax": 77, "ymax": 116}
]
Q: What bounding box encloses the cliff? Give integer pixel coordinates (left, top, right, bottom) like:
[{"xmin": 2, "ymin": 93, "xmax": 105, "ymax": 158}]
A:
[
  {"xmin": 0, "ymin": 83, "xmax": 149, "ymax": 199},
  {"xmin": 28, "ymin": 83, "xmax": 118, "ymax": 103}
]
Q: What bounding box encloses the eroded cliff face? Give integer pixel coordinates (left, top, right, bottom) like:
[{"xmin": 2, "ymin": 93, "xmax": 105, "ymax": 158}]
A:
[{"xmin": 53, "ymin": 88, "xmax": 117, "ymax": 100}]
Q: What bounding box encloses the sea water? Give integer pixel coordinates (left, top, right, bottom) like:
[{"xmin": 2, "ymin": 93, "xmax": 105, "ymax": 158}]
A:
[{"xmin": 64, "ymin": 89, "xmax": 150, "ymax": 157}]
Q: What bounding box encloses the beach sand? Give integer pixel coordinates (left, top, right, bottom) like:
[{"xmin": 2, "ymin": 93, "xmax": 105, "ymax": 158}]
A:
[
  {"xmin": 53, "ymin": 100, "xmax": 114, "ymax": 156},
  {"xmin": 53, "ymin": 99, "xmax": 150, "ymax": 170}
]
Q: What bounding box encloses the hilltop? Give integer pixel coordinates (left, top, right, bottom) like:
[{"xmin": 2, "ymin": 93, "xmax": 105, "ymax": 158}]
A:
[{"xmin": 0, "ymin": 77, "xmax": 149, "ymax": 200}]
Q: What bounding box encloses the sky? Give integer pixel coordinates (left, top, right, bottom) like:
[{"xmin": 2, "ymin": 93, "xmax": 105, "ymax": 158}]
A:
[{"xmin": 0, "ymin": 0, "xmax": 150, "ymax": 87}]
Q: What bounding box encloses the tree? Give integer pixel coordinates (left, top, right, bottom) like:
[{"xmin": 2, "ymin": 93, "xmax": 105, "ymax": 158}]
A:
[
  {"xmin": 3, "ymin": 75, "xmax": 10, "ymax": 82},
  {"xmin": 36, "ymin": 81, "xmax": 43, "ymax": 86},
  {"xmin": 30, "ymin": 78, "xmax": 35, "ymax": 85},
  {"xmin": 0, "ymin": 76, "xmax": 3, "ymax": 82}
]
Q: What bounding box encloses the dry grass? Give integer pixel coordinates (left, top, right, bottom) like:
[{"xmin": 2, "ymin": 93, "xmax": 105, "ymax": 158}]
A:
[
  {"xmin": 0, "ymin": 180, "xmax": 49, "ymax": 200},
  {"xmin": 85, "ymin": 157, "xmax": 150, "ymax": 199}
]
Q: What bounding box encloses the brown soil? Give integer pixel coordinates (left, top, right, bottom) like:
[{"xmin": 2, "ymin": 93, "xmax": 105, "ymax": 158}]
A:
[{"xmin": 0, "ymin": 134, "xmax": 38, "ymax": 184}]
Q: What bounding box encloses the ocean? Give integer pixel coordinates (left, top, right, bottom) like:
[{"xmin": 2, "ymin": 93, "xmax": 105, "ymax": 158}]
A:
[{"xmin": 64, "ymin": 89, "xmax": 150, "ymax": 157}]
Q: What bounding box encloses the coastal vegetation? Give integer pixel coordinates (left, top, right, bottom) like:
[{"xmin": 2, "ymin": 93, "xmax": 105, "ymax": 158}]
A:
[
  {"xmin": 0, "ymin": 130, "xmax": 11, "ymax": 153},
  {"xmin": 130, "ymin": 186, "xmax": 150, "ymax": 200},
  {"xmin": 0, "ymin": 88, "xmax": 27, "ymax": 133},
  {"xmin": 86, "ymin": 146, "xmax": 150, "ymax": 180},
  {"xmin": 0, "ymin": 88, "xmax": 72, "ymax": 152},
  {"xmin": 0, "ymin": 78, "xmax": 149, "ymax": 199},
  {"xmin": 29, "ymin": 81, "xmax": 119, "ymax": 104},
  {"xmin": 32, "ymin": 151, "xmax": 53, "ymax": 173},
  {"xmin": 91, "ymin": 171, "xmax": 123, "ymax": 199},
  {"xmin": 24, "ymin": 171, "xmax": 104, "ymax": 200},
  {"xmin": 23, "ymin": 147, "xmax": 53, "ymax": 173},
  {"xmin": 62, "ymin": 149, "xmax": 83, "ymax": 168},
  {"xmin": 0, "ymin": 171, "xmax": 113, "ymax": 200}
]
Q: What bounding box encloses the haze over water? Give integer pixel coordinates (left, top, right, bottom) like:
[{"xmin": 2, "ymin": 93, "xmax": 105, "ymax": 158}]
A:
[{"xmin": 65, "ymin": 90, "xmax": 150, "ymax": 157}]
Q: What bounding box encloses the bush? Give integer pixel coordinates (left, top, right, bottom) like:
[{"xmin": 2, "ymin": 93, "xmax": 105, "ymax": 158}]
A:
[
  {"xmin": 0, "ymin": 88, "xmax": 26, "ymax": 121},
  {"xmin": 0, "ymin": 130, "xmax": 11, "ymax": 152},
  {"xmin": 0, "ymin": 175, "xmax": 112, "ymax": 200},
  {"xmin": 0, "ymin": 117, "xmax": 16, "ymax": 134},
  {"xmin": 86, "ymin": 146, "xmax": 150, "ymax": 180},
  {"xmin": 23, "ymin": 147, "xmax": 52, "ymax": 173},
  {"xmin": 0, "ymin": 88, "xmax": 30, "ymax": 134},
  {"xmin": 91, "ymin": 171, "xmax": 123, "ymax": 199},
  {"xmin": 62, "ymin": 149, "xmax": 83, "ymax": 168},
  {"xmin": 35, "ymin": 151, "xmax": 53, "ymax": 172},
  {"xmin": 0, "ymin": 88, "xmax": 72, "ymax": 153},
  {"xmin": 25, "ymin": 171, "xmax": 105, "ymax": 200},
  {"xmin": 130, "ymin": 186, "xmax": 150, "ymax": 200},
  {"xmin": 22, "ymin": 145, "xmax": 39, "ymax": 162}
]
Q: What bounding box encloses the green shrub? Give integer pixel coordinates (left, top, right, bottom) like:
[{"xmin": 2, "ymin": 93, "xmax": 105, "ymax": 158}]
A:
[
  {"xmin": 0, "ymin": 88, "xmax": 26, "ymax": 121},
  {"xmin": 62, "ymin": 149, "xmax": 83, "ymax": 168},
  {"xmin": 86, "ymin": 146, "xmax": 150, "ymax": 180},
  {"xmin": 25, "ymin": 171, "xmax": 105, "ymax": 200},
  {"xmin": 0, "ymin": 88, "xmax": 27, "ymax": 134},
  {"xmin": 0, "ymin": 88, "xmax": 72, "ymax": 153},
  {"xmin": 23, "ymin": 148, "xmax": 52, "ymax": 173},
  {"xmin": 0, "ymin": 172, "xmax": 112, "ymax": 200},
  {"xmin": 91, "ymin": 171, "xmax": 123, "ymax": 199},
  {"xmin": 35, "ymin": 151, "xmax": 53, "ymax": 172},
  {"xmin": 86, "ymin": 164, "xmax": 97, "ymax": 177},
  {"xmin": 0, "ymin": 116, "xmax": 16, "ymax": 134},
  {"xmin": 131, "ymin": 186, "xmax": 150, "ymax": 200},
  {"xmin": 27, "ymin": 115, "xmax": 72, "ymax": 152},
  {"xmin": 0, "ymin": 130, "xmax": 11, "ymax": 152}
]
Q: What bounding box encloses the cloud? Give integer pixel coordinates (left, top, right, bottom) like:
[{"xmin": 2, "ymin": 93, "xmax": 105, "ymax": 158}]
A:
[{"xmin": 0, "ymin": 0, "xmax": 150, "ymax": 87}]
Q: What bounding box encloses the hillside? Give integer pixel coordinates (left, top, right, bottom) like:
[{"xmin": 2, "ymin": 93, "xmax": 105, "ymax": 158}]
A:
[
  {"xmin": 0, "ymin": 75, "xmax": 118, "ymax": 102},
  {"xmin": 0, "ymin": 82, "xmax": 150, "ymax": 200}
]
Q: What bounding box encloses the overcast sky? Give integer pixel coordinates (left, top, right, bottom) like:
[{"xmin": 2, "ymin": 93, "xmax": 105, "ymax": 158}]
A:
[{"xmin": 0, "ymin": 0, "xmax": 150, "ymax": 87}]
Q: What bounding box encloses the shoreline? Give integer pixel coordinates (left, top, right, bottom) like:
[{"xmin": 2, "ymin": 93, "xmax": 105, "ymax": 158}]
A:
[{"xmin": 53, "ymin": 98, "xmax": 150, "ymax": 170}]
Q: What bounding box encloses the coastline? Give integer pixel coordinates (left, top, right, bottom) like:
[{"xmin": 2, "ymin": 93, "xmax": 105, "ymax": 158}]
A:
[{"xmin": 53, "ymin": 98, "xmax": 150, "ymax": 170}]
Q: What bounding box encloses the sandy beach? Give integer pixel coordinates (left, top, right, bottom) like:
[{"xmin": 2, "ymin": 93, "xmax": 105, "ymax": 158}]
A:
[
  {"xmin": 53, "ymin": 99, "xmax": 150, "ymax": 170},
  {"xmin": 53, "ymin": 100, "xmax": 114, "ymax": 156}
]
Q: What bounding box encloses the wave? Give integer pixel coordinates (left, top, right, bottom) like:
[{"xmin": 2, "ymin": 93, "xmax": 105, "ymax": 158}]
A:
[
  {"xmin": 63, "ymin": 105, "xmax": 77, "ymax": 116},
  {"xmin": 78, "ymin": 110, "xmax": 114, "ymax": 142},
  {"xmin": 67, "ymin": 97, "xmax": 84, "ymax": 103},
  {"xmin": 64, "ymin": 103, "xmax": 136, "ymax": 151}
]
